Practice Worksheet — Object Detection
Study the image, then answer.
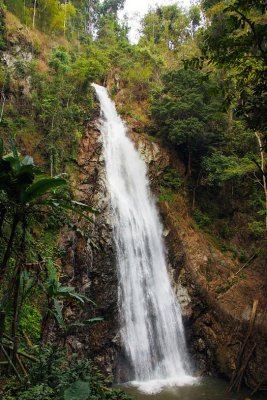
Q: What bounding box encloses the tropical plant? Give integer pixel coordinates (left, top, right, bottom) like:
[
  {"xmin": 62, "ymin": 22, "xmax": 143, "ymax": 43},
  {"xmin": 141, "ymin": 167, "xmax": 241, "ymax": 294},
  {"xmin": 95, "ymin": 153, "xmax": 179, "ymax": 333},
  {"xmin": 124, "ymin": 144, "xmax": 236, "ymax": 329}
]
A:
[
  {"xmin": 0, "ymin": 138, "xmax": 66, "ymax": 275},
  {"xmin": 41, "ymin": 259, "xmax": 102, "ymax": 341},
  {"xmin": 0, "ymin": 140, "xmax": 96, "ymax": 368},
  {"xmin": 1, "ymin": 346, "xmax": 132, "ymax": 400}
]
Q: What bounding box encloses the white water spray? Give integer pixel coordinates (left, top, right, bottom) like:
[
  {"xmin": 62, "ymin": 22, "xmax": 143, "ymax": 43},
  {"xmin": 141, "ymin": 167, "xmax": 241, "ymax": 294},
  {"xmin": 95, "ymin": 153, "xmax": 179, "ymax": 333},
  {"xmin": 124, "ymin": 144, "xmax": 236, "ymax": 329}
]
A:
[{"xmin": 93, "ymin": 84, "xmax": 196, "ymax": 393}]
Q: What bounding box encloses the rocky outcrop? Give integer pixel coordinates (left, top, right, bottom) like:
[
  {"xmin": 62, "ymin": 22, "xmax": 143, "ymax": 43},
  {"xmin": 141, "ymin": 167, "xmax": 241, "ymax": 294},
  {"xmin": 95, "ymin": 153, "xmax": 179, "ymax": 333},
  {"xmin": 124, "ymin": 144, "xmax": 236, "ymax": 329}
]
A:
[{"xmin": 56, "ymin": 114, "xmax": 119, "ymax": 375}]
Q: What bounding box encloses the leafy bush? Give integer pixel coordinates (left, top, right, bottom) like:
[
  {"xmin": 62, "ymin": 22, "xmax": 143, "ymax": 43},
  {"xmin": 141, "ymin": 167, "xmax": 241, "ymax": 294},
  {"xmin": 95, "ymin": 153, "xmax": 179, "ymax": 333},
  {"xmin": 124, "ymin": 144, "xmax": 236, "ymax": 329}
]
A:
[
  {"xmin": 49, "ymin": 48, "xmax": 71, "ymax": 73},
  {"xmin": 3, "ymin": 346, "xmax": 133, "ymax": 400},
  {"xmin": 248, "ymin": 221, "xmax": 266, "ymax": 239},
  {"xmin": 193, "ymin": 209, "xmax": 211, "ymax": 229},
  {"xmin": 18, "ymin": 385, "xmax": 55, "ymax": 400},
  {"xmin": 19, "ymin": 303, "xmax": 42, "ymax": 343},
  {"xmin": 159, "ymin": 187, "xmax": 176, "ymax": 203},
  {"xmin": 218, "ymin": 223, "xmax": 232, "ymax": 239},
  {"xmin": 160, "ymin": 168, "xmax": 182, "ymax": 191}
]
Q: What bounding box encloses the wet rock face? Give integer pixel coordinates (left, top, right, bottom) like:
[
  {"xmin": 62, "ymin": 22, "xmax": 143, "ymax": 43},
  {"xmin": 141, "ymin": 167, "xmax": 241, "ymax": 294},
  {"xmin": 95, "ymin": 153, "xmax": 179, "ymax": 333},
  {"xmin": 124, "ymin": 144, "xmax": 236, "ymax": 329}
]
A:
[
  {"xmin": 58, "ymin": 118, "xmax": 120, "ymax": 375},
  {"xmin": 128, "ymin": 131, "xmax": 171, "ymax": 187}
]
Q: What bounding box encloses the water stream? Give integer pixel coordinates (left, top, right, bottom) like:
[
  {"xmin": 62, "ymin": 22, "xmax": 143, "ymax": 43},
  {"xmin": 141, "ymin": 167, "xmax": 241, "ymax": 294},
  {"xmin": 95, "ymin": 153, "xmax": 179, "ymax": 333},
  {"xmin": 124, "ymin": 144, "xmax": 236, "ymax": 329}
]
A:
[{"xmin": 93, "ymin": 84, "xmax": 196, "ymax": 394}]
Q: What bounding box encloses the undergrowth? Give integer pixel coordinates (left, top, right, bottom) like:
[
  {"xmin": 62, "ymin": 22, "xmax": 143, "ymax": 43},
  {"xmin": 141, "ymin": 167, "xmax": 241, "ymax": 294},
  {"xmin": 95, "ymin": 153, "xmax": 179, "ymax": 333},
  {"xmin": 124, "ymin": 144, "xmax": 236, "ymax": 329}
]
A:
[{"xmin": 1, "ymin": 346, "xmax": 132, "ymax": 400}]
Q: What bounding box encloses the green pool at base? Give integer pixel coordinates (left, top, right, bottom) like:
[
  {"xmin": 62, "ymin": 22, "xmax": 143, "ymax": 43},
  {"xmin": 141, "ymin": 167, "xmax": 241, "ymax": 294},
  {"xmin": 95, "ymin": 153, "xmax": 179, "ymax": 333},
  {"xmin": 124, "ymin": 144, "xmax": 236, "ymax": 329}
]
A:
[{"xmin": 118, "ymin": 377, "xmax": 266, "ymax": 400}]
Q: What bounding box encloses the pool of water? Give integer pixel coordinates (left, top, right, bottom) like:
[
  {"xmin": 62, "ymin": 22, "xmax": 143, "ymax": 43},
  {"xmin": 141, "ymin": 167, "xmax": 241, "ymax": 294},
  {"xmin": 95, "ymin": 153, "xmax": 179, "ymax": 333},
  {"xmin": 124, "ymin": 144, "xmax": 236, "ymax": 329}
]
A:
[{"xmin": 119, "ymin": 377, "xmax": 266, "ymax": 400}]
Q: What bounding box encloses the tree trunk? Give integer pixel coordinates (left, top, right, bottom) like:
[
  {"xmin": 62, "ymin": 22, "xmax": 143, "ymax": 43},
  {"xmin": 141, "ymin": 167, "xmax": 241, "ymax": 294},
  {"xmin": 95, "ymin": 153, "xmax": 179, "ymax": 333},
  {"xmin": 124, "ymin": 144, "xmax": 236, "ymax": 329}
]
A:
[
  {"xmin": 0, "ymin": 70, "xmax": 8, "ymax": 123},
  {"xmin": 255, "ymin": 132, "xmax": 267, "ymax": 230},
  {"xmin": 11, "ymin": 217, "xmax": 26, "ymax": 364},
  {"xmin": 50, "ymin": 148, "xmax": 54, "ymax": 177},
  {"xmin": 32, "ymin": 0, "xmax": 37, "ymax": 29},
  {"xmin": 187, "ymin": 146, "xmax": 192, "ymax": 177},
  {"xmin": 0, "ymin": 311, "xmax": 5, "ymax": 344},
  {"xmin": 1, "ymin": 213, "xmax": 19, "ymax": 275},
  {"xmin": 63, "ymin": 0, "xmax": 67, "ymax": 37},
  {"xmin": 192, "ymin": 170, "xmax": 202, "ymax": 210},
  {"xmin": 0, "ymin": 92, "xmax": 6, "ymax": 123},
  {"xmin": 0, "ymin": 203, "xmax": 6, "ymax": 236},
  {"xmin": 11, "ymin": 267, "xmax": 21, "ymax": 364},
  {"xmin": 41, "ymin": 298, "xmax": 53, "ymax": 343}
]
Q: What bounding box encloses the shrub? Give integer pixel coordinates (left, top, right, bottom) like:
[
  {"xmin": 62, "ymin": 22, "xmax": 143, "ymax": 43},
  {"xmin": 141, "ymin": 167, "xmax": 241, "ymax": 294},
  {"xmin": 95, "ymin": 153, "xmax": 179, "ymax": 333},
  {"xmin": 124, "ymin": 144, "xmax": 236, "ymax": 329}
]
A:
[
  {"xmin": 193, "ymin": 209, "xmax": 211, "ymax": 228},
  {"xmin": 2, "ymin": 346, "xmax": 133, "ymax": 400},
  {"xmin": 160, "ymin": 168, "xmax": 182, "ymax": 191},
  {"xmin": 248, "ymin": 221, "xmax": 265, "ymax": 239}
]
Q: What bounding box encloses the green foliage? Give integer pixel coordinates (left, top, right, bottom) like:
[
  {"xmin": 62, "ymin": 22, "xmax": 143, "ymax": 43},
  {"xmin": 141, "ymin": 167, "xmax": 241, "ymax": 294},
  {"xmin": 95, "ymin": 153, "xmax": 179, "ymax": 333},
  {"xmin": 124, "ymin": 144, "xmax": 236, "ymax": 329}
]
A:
[
  {"xmin": 151, "ymin": 68, "xmax": 227, "ymax": 175},
  {"xmin": 2, "ymin": 346, "xmax": 132, "ymax": 400},
  {"xmin": 218, "ymin": 223, "xmax": 232, "ymax": 240},
  {"xmin": 159, "ymin": 187, "xmax": 176, "ymax": 203},
  {"xmin": 248, "ymin": 221, "xmax": 266, "ymax": 239},
  {"xmin": 160, "ymin": 168, "xmax": 182, "ymax": 191},
  {"xmin": 49, "ymin": 48, "xmax": 71, "ymax": 74},
  {"xmin": 18, "ymin": 385, "xmax": 55, "ymax": 400},
  {"xmin": 0, "ymin": 141, "xmax": 66, "ymax": 206},
  {"xmin": 19, "ymin": 303, "xmax": 42, "ymax": 343},
  {"xmin": 193, "ymin": 209, "xmax": 212, "ymax": 229},
  {"xmin": 0, "ymin": 142, "xmax": 98, "ymax": 382},
  {"xmin": 202, "ymin": 153, "xmax": 257, "ymax": 185},
  {"xmin": 189, "ymin": 6, "xmax": 201, "ymax": 36},
  {"xmin": 70, "ymin": 41, "xmax": 111, "ymax": 86},
  {"xmin": 99, "ymin": 0, "xmax": 125, "ymax": 16},
  {"xmin": 140, "ymin": 5, "xmax": 189, "ymax": 50},
  {"xmin": 0, "ymin": 6, "xmax": 6, "ymax": 50},
  {"xmin": 200, "ymin": 0, "xmax": 267, "ymax": 133},
  {"xmin": 25, "ymin": 50, "xmax": 97, "ymax": 172}
]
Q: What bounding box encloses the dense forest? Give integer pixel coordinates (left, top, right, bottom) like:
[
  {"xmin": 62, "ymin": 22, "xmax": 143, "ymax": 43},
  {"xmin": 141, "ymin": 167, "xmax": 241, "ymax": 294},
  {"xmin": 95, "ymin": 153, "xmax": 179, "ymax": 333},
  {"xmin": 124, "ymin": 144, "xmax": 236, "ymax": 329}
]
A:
[{"xmin": 0, "ymin": 0, "xmax": 266, "ymax": 398}]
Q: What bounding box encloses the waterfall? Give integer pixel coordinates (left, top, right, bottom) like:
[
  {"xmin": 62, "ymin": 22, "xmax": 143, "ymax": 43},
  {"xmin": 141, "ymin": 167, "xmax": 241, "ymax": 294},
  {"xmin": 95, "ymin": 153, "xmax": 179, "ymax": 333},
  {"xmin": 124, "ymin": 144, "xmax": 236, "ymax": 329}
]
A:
[{"xmin": 93, "ymin": 84, "xmax": 196, "ymax": 393}]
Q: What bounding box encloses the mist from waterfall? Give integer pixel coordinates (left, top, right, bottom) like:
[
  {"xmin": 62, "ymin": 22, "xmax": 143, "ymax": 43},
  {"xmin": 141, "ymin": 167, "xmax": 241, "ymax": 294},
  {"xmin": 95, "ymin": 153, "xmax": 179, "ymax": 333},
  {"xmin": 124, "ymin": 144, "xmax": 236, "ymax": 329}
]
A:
[{"xmin": 93, "ymin": 84, "xmax": 196, "ymax": 394}]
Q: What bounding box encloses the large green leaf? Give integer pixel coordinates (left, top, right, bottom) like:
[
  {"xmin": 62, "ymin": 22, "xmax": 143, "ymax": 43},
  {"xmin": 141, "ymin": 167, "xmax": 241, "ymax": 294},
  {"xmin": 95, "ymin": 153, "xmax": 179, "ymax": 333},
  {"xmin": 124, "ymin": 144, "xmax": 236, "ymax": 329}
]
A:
[
  {"xmin": 64, "ymin": 380, "xmax": 90, "ymax": 400},
  {"xmin": 66, "ymin": 317, "xmax": 103, "ymax": 330},
  {"xmin": 53, "ymin": 284, "xmax": 95, "ymax": 305},
  {"xmin": 21, "ymin": 178, "xmax": 66, "ymax": 204},
  {"xmin": 15, "ymin": 165, "xmax": 35, "ymax": 189},
  {"xmin": 58, "ymin": 202, "xmax": 95, "ymax": 223},
  {"xmin": 3, "ymin": 154, "xmax": 21, "ymax": 172},
  {"xmin": 71, "ymin": 200, "xmax": 98, "ymax": 214},
  {"xmin": 40, "ymin": 199, "xmax": 95, "ymax": 223},
  {"xmin": 49, "ymin": 299, "xmax": 66, "ymax": 328}
]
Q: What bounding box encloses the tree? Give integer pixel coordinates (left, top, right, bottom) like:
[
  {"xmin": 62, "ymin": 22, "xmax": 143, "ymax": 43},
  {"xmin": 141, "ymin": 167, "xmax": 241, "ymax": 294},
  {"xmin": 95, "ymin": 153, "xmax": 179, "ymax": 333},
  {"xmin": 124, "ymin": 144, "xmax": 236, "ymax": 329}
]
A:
[
  {"xmin": 99, "ymin": 0, "xmax": 125, "ymax": 16},
  {"xmin": 151, "ymin": 68, "xmax": 227, "ymax": 176},
  {"xmin": 200, "ymin": 0, "xmax": 267, "ymax": 134},
  {"xmin": 140, "ymin": 5, "xmax": 189, "ymax": 50},
  {"xmin": 200, "ymin": 0, "xmax": 267, "ymax": 229},
  {"xmin": 189, "ymin": 5, "xmax": 201, "ymax": 37}
]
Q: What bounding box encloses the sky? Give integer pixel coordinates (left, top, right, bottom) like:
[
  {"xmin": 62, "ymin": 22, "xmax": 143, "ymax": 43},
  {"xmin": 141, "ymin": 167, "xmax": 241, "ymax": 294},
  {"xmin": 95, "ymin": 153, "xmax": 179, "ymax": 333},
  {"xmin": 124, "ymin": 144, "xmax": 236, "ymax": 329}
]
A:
[{"xmin": 119, "ymin": 0, "xmax": 192, "ymax": 43}]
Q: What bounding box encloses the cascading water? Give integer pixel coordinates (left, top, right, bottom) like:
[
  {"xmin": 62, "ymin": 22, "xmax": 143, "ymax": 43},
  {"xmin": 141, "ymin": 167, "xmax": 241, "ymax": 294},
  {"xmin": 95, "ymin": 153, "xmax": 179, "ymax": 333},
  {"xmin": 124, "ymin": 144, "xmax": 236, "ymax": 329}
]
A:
[{"xmin": 93, "ymin": 84, "xmax": 196, "ymax": 393}]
